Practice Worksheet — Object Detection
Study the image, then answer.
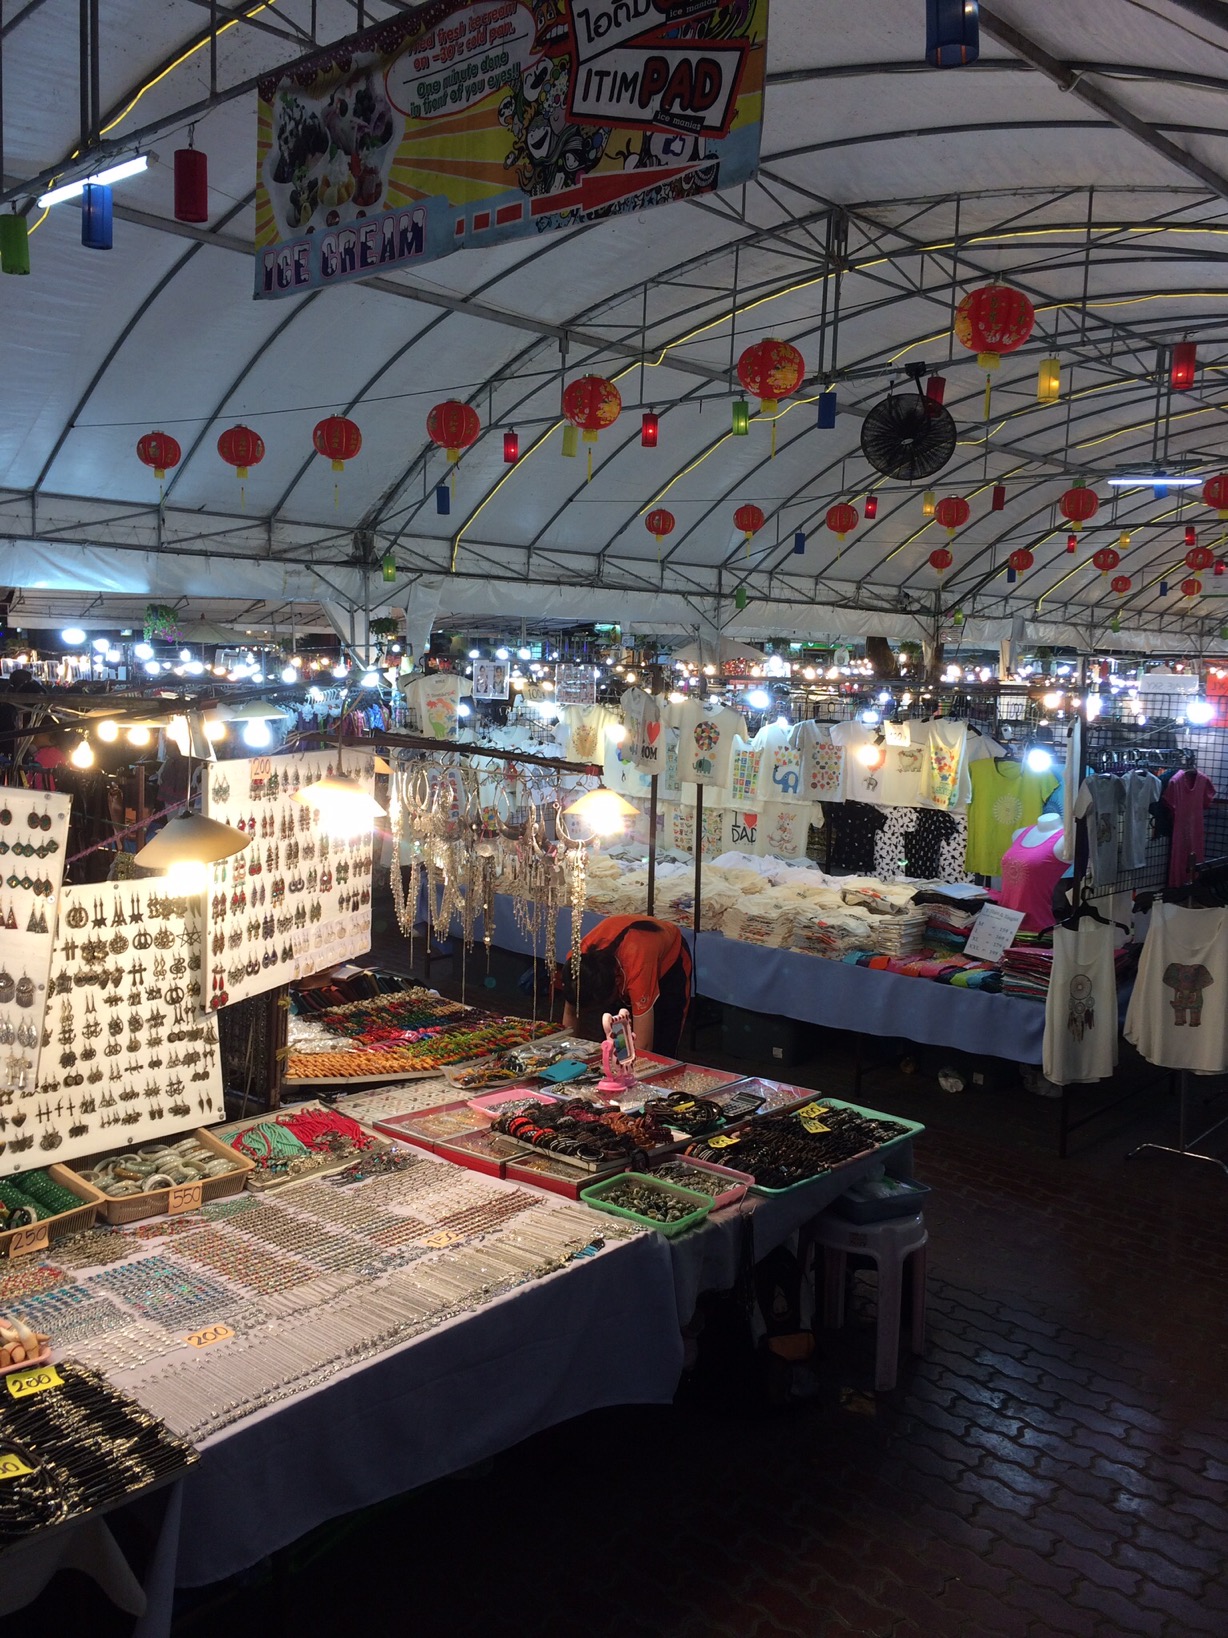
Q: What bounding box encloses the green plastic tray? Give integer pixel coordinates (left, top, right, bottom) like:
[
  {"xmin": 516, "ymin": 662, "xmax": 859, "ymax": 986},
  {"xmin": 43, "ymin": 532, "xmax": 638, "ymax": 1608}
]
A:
[
  {"xmin": 580, "ymin": 1171, "xmax": 712, "ymax": 1238},
  {"xmin": 748, "ymin": 1096, "xmax": 924, "ymax": 1196}
]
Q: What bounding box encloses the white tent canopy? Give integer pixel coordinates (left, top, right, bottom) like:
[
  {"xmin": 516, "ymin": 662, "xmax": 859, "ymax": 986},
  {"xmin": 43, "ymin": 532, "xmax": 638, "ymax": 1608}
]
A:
[{"xmin": 5, "ymin": 0, "xmax": 1228, "ymax": 654}]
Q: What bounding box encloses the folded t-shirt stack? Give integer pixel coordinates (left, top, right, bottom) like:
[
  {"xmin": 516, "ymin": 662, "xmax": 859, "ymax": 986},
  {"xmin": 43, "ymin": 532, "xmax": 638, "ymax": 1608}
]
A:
[{"xmin": 924, "ymin": 903, "xmax": 978, "ymax": 952}]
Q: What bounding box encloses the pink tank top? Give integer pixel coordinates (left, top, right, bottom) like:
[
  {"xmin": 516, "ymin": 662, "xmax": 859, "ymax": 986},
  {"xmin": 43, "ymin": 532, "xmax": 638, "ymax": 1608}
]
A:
[{"xmin": 995, "ymin": 828, "xmax": 1069, "ymax": 932}]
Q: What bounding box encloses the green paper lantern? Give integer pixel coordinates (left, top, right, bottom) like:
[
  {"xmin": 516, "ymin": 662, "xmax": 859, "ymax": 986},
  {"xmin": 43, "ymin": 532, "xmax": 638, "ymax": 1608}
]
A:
[
  {"xmin": 731, "ymin": 398, "xmax": 750, "ymax": 437},
  {"xmin": 381, "ymin": 553, "xmax": 396, "ymax": 583},
  {"xmin": 735, "ymin": 587, "xmax": 748, "ymax": 610},
  {"xmin": 951, "ymin": 607, "xmax": 965, "ymax": 627},
  {"xmin": 0, "ymin": 213, "xmax": 30, "ymax": 276}
]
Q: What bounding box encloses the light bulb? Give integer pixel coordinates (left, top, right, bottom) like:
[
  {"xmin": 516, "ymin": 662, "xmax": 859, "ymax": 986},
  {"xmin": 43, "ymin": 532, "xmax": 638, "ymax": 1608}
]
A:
[
  {"xmin": 179, "ymin": 648, "xmax": 191, "ymax": 662},
  {"xmin": 331, "ymin": 664, "xmax": 348, "ymax": 679},
  {"xmin": 563, "ymin": 786, "xmax": 638, "ymax": 837},
  {"xmin": 280, "ymin": 667, "xmax": 297, "ymax": 684},
  {"xmin": 203, "ymin": 717, "xmax": 227, "ymax": 741},
  {"xmin": 1025, "ymin": 746, "xmax": 1054, "ymax": 773},
  {"xmin": 360, "ymin": 671, "xmax": 380, "ymax": 688},
  {"xmin": 1042, "ymin": 691, "xmax": 1062, "ymax": 710},
  {"xmin": 607, "ymin": 723, "xmax": 628, "ymax": 745},
  {"xmin": 97, "ymin": 719, "xmax": 119, "ymax": 743},
  {"xmin": 70, "ymin": 739, "xmax": 95, "ymax": 769},
  {"xmin": 856, "ymin": 741, "xmax": 885, "ymax": 769},
  {"xmin": 496, "ymin": 647, "xmax": 509, "ymax": 660},
  {"xmin": 242, "ymin": 719, "xmax": 272, "ymax": 748},
  {"xmin": 91, "ymin": 637, "xmax": 109, "ymax": 653},
  {"xmin": 127, "ymin": 725, "xmax": 151, "ymax": 747},
  {"xmin": 163, "ymin": 859, "xmax": 209, "ymax": 893},
  {"xmin": 134, "ymin": 642, "xmax": 153, "ymax": 660},
  {"xmin": 144, "ymin": 661, "xmax": 162, "ymax": 675},
  {"xmin": 1186, "ymin": 698, "xmax": 1215, "ymax": 725},
  {"xmin": 468, "ymin": 648, "xmax": 480, "ymax": 660},
  {"xmin": 518, "ymin": 647, "xmax": 531, "ymax": 660},
  {"xmin": 746, "ymin": 688, "xmax": 771, "ymax": 710},
  {"xmin": 457, "ymin": 702, "xmax": 472, "ymax": 718},
  {"xmin": 61, "ymin": 627, "xmax": 86, "ymax": 645}
]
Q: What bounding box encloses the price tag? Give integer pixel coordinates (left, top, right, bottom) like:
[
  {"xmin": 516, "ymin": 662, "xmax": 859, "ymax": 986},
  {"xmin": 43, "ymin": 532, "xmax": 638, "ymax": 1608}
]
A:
[
  {"xmin": 7, "ymin": 1365, "xmax": 62, "ymax": 1400},
  {"xmin": 166, "ymin": 1182, "xmax": 203, "ymax": 1216},
  {"xmin": 801, "ymin": 1113, "xmax": 831, "ymax": 1134},
  {"xmin": 185, "ymin": 1323, "xmax": 234, "ymax": 1349},
  {"xmin": 422, "ymin": 1230, "xmax": 462, "ymax": 1248},
  {"xmin": 796, "ymin": 1102, "xmax": 829, "ymax": 1119},
  {"xmin": 0, "ymin": 1453, "xmax": 34, "ymax": 1480},
  {"xmin": 671, "ymin": 1099, "xmax": 697, "ymax": 1111},
  {"xmin": 6, "ymin": 1223, "xmax": 49, "ymax": 1259},
  {"xmin": 707, "ymin": 1134, "xmax": 740, "ymax": 1148}
]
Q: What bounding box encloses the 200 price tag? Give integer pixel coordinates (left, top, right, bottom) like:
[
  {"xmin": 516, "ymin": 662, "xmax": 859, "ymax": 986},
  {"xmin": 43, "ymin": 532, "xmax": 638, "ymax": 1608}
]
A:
[
  {"xmin": 0, "ymin": 1452, "xmax": 34, "ymax": 1480},
  {"xmin": 7, "ymin": 1365, "xmax": 62, "ymax": 1400},
  {"xmin": 185, "ymin": 1324, "xmax": 234, "ymax": 1349},
  {"xmin": 6, "ymin": 1223, "xmax": 49, "ymax": 1259},
  {"xmin": 166, "ymin": 1182, "xmax": 203, "ymax": 1215}
]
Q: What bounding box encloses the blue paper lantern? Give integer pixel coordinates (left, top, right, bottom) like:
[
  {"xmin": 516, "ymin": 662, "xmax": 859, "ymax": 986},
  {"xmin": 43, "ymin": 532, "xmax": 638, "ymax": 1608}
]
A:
[
  {"xmin": 81, "ymin": 183, "xmax": 113, "ymax": 250},
  {"xmin": 926, "ymin": 0, "xmax": 979, "ymax": 67},
  {"xmin": 816, "ymin": 391, "xmax": 838, "ymax": 430},
  {"xmin": 1006, "ymin": 566, "xmax": 1017, "ymax": 585},
  {"xmin": 435, "ymin": 484, "xmax": 450, "ymax": 516},
  {"xmin": 1160, "ymin": 580, "xmax": 1169, "ymax": 597},
  {"xmin": 793, "ymin": 532, "xmax": 806, "ymax": 555}
]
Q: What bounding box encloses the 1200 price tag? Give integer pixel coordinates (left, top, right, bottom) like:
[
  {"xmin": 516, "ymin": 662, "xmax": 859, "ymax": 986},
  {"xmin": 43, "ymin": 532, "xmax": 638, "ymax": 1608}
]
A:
[
  {"xmin": 7, "ymin": 1365, "xmax": 62, "ymax": 1400},
  {"xmin": 166, "ymin": 1182, "xmax": 203, "ymax": 1216},
  {"xmin": 0, "ymin": 1453, "xmax": 34, "ymax": 1480},
  {"xmin": 185, "ymin": 1324, "xmax": 234, "ymax": 1349}
]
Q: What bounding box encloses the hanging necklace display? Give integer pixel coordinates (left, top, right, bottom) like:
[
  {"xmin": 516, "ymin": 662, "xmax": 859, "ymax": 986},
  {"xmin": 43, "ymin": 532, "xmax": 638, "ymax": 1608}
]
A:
[{"xmin": 0, "ymin": 789, "xmax": 71, "ymax": 1102}]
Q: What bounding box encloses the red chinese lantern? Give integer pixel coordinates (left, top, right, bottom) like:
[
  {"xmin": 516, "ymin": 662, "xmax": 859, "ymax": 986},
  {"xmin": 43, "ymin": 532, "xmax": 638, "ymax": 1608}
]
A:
[
  {"xmin": 1182, "ymin": 577, "xmax": 1203, "ymax": 597},
  {"xmin": 1171, "ymin": 341, "xmax": 1197, "ymax": 390},
  {"xmin": 1060, "ymin": 484, "xmax": 1099, "ymax": 531},
  {"xmin": 1091, "ymin": 547, "xmax": 1121, "ymax": 575},
  {"xmin": 427, "ymin": 400, "xmax": 481, "ymax": 462},
  {"xmin": 645, "ymin": 508, "xmax": 675, "ymax": 544},
  {"xmin": 1203, "ymin": 474, "xmax": 1228, "ymax": 516},
  {"xmin": 734, "ymin": 504, "xmax": 766, "ymax": 541},
  {"xmin": 1186, "ymin": 545, "xmax": 1214, "ymax": 572},
  {"xmin": 934, "ymin": 496, "xmax": 970, "ymax": 537},
  {"xmin": 1184, "ymin": 524, "xmax": 1197, "ymax": 548},
  {"xmin": 217, "ymin": 424, "xmax": 264, "ymax": 506},
  {"xmin": 864, "ymin": 495, "xmax": 878, "ymax": 520},
  {"xmin": 136, "ymin": 431, "xmax": 181, "ymax": 483},
  {"xmin": 736, "ymin": 338, "xmax": 805, "ymax": 414},
  {"xmin": 313, "ymin": 415, "xmax": 361, "ymax": 472},
  {"xmin": 954, "ymin": 284, "xmax": 1035, "ymax": 368},
  {"xmin": 825, "ymin": 502, "xmax": 859, "ymax": 542},
  {"xmin": 991, "ymin": 484, "xmax": 1007, "ymax": 512},
  {"xmin": 928, "ymin": 547, "xmax": 953, "ymax": 574},
  {"xmin": 1110, "ymin": 575, "xmax": 1132, "ymax": 596},
  {"xmin": 1008, "ymin": 548, "xmax": 1034, "ymax": 574},
  {"xmin": 562, "ymin": 376, "xmax": 621, "ymax": 439},
  {"xmin": 173, "ymin": 144, "xmax": 208, "ymax": 224},
  {"xmin": 1066, "ymin": 533, "xmax": 1078, "ymax": 553}
]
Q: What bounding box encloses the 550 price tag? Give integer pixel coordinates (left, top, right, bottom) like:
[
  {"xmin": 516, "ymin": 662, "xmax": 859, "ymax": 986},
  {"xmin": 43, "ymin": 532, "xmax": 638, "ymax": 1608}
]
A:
[
  {"xmin": 166, "ymin": 1182, "xmax": 203, "ymax": 1216},
  {"xmin": 7, "ymin": 1365, "xmax": 62, "ymax": 1400}
]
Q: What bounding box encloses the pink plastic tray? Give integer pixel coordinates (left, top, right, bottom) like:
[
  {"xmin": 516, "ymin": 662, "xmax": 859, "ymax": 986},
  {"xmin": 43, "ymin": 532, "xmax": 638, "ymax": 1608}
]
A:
[{"xmin": 466, "ymin": 1087, "xmax": 563, "ymax": 1121}]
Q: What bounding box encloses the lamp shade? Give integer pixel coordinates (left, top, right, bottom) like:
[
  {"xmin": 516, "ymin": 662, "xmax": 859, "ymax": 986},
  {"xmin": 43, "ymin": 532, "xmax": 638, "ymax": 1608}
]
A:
[
  {"xmin": 926, "ymin": 0, "xmax": 979, "ymax": 65},
  {"xmin": 563, "ymin": 785, "xmax": 638, "ymax": 837},
  {"xmin": 134, "ymin": 811, "xmax": 247, "ymax": 870},
  {"xmin": 221, "ymin": 699, "xmax": 293, "ymax": 721},
  {"xmin": 292, "ymin": 772, "xmax": 386, "ymax": 832},
  {"xmin": 81, "ymin": 183, "xmax": 113, "ymax": 250}
]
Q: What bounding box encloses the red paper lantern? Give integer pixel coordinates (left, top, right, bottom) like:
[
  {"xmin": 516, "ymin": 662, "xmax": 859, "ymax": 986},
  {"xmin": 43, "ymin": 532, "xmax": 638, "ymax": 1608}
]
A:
[
  {"xmin": 217, "ymin": 424, "xmax": 265, "ymax": 480},
  {"xmin": 934, "ymin": 496, "xmax": 970, "ymax": 536},
  {"xmin": 954, "ymin": 284, "xmax": 1035, "ymax": 368},
  {"xmin": 928, "ymin": 547, "xmax": 953, "ymax": 574},
  {"xmin": 1203, "ymin": 474, "xmax": 1228, "ymax": 516},
  {"xmin": 1066, "ymin": 533, "xmax": 1078, "ymax": 553},
  {"xmin": 427, "ymin": 400, "xmax": 481, "ymax": 461},
  {"xmin": 1091, "ymin": 547, "xmax": 1121, "ymax": 575},
  {"xmin": 173, "ymin": 146, "xmax": 208, "ymax": 224},
  {"xmin": 736, "ymin": 338, "xmax": 805, "ymax": 413},
  {"xmin": 640, "ymin": 411, "xmax": 659, "ymax": 448},
  {"xmin": 925, "ymin": 375, "xmax": 946, "ymax": 405},
  {"xmin": 562, "ymin": 375, "xmax": 621, "ymax": 440},
  {"xmin": 503, "ymin": 429, "xmax": 519, "ymax": 464},
  {"xmin": 864, "ymin": 495, "xmax": 879, "ymax": 520},
  {"xmin": 313, "ymin": 414, "xmax": 362, "ymax": 472},
  {"xmin": 1171, "ymin": 341, "xmax": 1197, "ymax": 390},
  {"xmin": 1060, "ymin": 485, "xmax": 1099, "ymax": 531},
  {"xmin": 136, "ymin": 430, "xmax": 181, "ymax": 482},
  {"xmin": 1008, "ymin": 548, "xmax": 1034, "ymax": 574},
  {"xmin": 1181, "ymin": 577, "xmax": 1203, "ymax": 597},
  {"xmin": 825, "ymin": 503, "xmax": 859, "ymax": 542},
  {"xmin": 734, "ymin": 503, "xmax": 766, "ymax": 539},
  {"xmin": 645, "ymin": 508, "xmax": 675, "ymax": 543},
  {"xmin": 1184, "ymin": 524, "xmax": 1197, "ymax": 547},
  {"xmin": 1110, "ymin": 575, "xmax": 1132, "ymax": 596},
  {"xmin": 1186, "ymin": 545, "xmax": 1214, "ymax": 572},
  {"xmin": 991, "ymin": 484, "xmax": 1007, "ymax": 512}
]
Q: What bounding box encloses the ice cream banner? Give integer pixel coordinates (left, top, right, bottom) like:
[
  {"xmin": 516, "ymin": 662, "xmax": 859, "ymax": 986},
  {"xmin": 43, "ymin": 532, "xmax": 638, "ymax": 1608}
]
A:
[{"xmin": 254, "ymin": 0, "xmax": 767, "ymax": 299}]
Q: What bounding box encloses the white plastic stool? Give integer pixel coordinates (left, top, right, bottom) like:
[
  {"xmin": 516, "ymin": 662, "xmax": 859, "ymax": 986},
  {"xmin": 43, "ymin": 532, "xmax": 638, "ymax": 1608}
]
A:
[{"xmin": 815, "ymin": 1211, "xmax": 928, "ymax": 1392}]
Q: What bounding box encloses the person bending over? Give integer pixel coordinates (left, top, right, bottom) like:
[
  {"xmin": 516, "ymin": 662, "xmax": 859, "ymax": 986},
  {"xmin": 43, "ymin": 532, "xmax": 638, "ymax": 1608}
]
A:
[{"xmin": 558, "ymin": 915, "xmax": 692, "ymax": 1055}]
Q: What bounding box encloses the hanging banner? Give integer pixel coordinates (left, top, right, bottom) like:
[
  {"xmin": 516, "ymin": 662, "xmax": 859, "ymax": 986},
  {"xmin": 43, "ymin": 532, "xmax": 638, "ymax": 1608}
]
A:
[{"xmin": 254, "ymin": 0, "xmax": 768, "ymax": 299}]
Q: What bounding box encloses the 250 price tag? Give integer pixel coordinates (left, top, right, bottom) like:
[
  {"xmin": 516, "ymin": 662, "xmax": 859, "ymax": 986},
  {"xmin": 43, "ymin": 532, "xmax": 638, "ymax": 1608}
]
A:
[
  {"xmin": 0, "ymin": 1453, "xmax": 34, "ymax": 1480},
  {"xmin": 185, "ymin": 1324, "xmax": 234, "ymax": 1349},
  {"xmin": 166, "ymin": 1182, "xmax": 203, "ymax": 1216},
  {"xmin": 422, "ymin": 1230, "xmax": 462, "ymax": 1248},
  {"xmin": 6, "ymin": 1223, "xmax": 49, "ymax": 1259},
  {"xmin": 7, "ymin": 1365, "xmax": 62, "ymax": 1400}
]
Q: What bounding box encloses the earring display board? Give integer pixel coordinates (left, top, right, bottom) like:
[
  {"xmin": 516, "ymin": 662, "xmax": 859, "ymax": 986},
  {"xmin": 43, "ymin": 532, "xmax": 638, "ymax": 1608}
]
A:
[
  {"xmin": 0, "ymin": 788, "xmax": 71, "ymax": 1100},
  {"xmin": 204, "ymin": 752, "xmax": 375, "ymax": 1008},
  {"xmin": 555, "ymin": 665, "xmax": 597, "ymax": 707},
  {"xmin": 15, "ymin": 881, "xmax": 225, "ymax": 1177}
]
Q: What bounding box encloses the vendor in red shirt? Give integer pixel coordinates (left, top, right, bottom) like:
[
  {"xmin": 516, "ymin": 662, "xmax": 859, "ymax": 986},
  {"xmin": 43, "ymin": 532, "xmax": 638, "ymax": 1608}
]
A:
[{"xmin": 559, "ymin": 915, "xmax": 692, "ymax": 1055}]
